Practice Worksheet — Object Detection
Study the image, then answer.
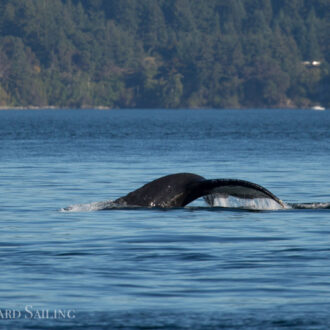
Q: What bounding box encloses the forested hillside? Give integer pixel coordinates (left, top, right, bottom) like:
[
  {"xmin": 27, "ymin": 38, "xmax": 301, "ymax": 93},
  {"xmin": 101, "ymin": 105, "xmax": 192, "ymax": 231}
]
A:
[{"xmin": 0, "ymin": 0, "xmax": 329, "ymax": 109}]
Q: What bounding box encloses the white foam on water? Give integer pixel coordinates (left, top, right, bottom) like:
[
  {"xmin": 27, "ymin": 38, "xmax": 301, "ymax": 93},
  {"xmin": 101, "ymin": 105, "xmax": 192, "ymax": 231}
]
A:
[
  {"xmin": 60, "ymin": 200, "xmax": 115, "ymax": 212},
  {"xmin": 206, "ymin": 194, "xmax": 288, "ymax": 211},
  {"xmin": 289, "ymin": 202, "xmax": 330, "ymax": 209},
  {"xmin": 60, "ymin": 198, "xmax": 329, "ymax": 212}
]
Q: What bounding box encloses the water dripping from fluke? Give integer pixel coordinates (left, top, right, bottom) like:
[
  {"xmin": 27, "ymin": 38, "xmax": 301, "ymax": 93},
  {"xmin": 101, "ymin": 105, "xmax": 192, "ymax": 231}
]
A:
[{"xmin": 60, "ymin": 173, "xmax": 330, "ymax": 212}]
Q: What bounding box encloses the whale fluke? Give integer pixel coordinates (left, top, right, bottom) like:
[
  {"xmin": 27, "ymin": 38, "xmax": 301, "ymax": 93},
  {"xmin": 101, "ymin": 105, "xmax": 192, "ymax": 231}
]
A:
[{"xmin": 113, "ymin": 173, "xmax": 285, "ymax": 208}]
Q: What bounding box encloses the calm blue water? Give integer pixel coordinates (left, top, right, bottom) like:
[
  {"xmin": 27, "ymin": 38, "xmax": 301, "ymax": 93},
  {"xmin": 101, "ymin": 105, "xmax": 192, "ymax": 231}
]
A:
[{"xmin": 0, "ymin": 109, "xmax": 330, "ymax": 329}]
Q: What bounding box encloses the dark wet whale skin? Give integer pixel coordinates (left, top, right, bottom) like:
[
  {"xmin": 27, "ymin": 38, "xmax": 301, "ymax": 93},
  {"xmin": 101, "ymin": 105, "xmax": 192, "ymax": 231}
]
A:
[
  {"xmin": 114, "ymin": 173, "xmax": 205, "ymax": 208},
  {"xmin": 114, "ymin": 173, "xmax": 285, "ymax": 208}
]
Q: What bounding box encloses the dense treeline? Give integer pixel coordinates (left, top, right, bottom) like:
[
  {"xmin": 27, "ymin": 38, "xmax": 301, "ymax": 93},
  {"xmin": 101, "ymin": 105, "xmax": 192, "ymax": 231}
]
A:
[{"xmin": 0, "ymin": 0, "xmax": 329, "ymax": 108}]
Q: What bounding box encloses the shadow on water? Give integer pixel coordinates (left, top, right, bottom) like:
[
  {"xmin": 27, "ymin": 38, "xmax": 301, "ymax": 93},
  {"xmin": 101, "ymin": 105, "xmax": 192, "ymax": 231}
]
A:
[{"xmin": 2, "ymin": 309, "xmax": 330, "ymax": 329}]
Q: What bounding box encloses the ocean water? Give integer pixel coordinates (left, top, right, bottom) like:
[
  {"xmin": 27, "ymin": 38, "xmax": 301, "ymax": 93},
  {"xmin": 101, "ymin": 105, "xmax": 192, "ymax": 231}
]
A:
[{"xmin": 0, "ymin": 109, "xmax": 330, "ymax": 329}]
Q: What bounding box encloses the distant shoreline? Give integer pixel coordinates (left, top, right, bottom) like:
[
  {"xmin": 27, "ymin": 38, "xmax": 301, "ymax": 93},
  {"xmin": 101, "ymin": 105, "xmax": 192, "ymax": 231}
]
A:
[
  {"xmin": 0, "ymin": 106, "xmax": 327, "ymax": 111},
  {"xmin": 0, "ymin": 106, "xmax": 113, "ymax": 111}
]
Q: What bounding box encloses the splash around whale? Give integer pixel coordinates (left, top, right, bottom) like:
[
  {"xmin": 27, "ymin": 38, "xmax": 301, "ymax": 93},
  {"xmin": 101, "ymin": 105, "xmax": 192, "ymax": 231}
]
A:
[{"xmin": 61, "ymin": 172, "xmax": 330, "ymax": 212}]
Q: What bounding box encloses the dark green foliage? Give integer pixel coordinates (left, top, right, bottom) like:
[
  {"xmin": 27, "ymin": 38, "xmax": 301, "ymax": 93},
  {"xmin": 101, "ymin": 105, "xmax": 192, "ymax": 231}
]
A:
[{"xmin": 0, "ymin": 0, "xmax": 328, "ymax": 108}]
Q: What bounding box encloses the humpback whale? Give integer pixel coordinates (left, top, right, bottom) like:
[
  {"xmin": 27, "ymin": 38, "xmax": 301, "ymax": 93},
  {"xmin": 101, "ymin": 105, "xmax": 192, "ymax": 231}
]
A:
[
  {"xmin": 62, "ymin": 172, "xmax": 330, "ymax": 212},
  {"xmin": 112, "ymin": 173, "xmax": 286, "ymax": 208}
]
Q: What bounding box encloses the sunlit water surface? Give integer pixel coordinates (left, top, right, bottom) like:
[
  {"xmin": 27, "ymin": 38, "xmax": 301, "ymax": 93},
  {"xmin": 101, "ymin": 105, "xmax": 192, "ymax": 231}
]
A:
[{"xmin": 0, "ymin": 109, "xmax": 330, "ymax": 329}]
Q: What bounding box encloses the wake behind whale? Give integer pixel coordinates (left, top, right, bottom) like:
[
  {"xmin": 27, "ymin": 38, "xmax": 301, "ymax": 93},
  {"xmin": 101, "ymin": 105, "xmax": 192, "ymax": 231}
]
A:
[{"xmin": 61, "ymin": 173, "xmax": 330, "ymax": 212}]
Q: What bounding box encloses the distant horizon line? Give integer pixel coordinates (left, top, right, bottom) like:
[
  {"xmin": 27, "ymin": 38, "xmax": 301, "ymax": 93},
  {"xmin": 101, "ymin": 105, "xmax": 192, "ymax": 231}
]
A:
[{"xmin": 0, "ymin": 106, "xmax": 327, "ymax": 111}]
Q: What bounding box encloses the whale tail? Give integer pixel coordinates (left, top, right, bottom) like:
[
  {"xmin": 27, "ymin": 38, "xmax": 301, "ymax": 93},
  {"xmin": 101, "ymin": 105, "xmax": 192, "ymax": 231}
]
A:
[{"xmin": 113, "ymin": 173, "xmax": 285, "ymax": 209}]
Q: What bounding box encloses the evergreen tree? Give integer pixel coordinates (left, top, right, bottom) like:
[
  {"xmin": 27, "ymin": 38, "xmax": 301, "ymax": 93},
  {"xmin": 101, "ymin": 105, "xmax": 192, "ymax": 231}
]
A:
[{"xmin": 0, "ymin": 0, "xmax": 328, "ymax": 108}]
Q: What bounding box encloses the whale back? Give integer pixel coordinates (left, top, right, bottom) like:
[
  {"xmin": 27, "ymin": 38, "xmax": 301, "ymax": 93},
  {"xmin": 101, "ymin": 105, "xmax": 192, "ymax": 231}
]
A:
[{"xmin": 115, "ymin": 173, "xmax": 205, "ymax": 207}]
